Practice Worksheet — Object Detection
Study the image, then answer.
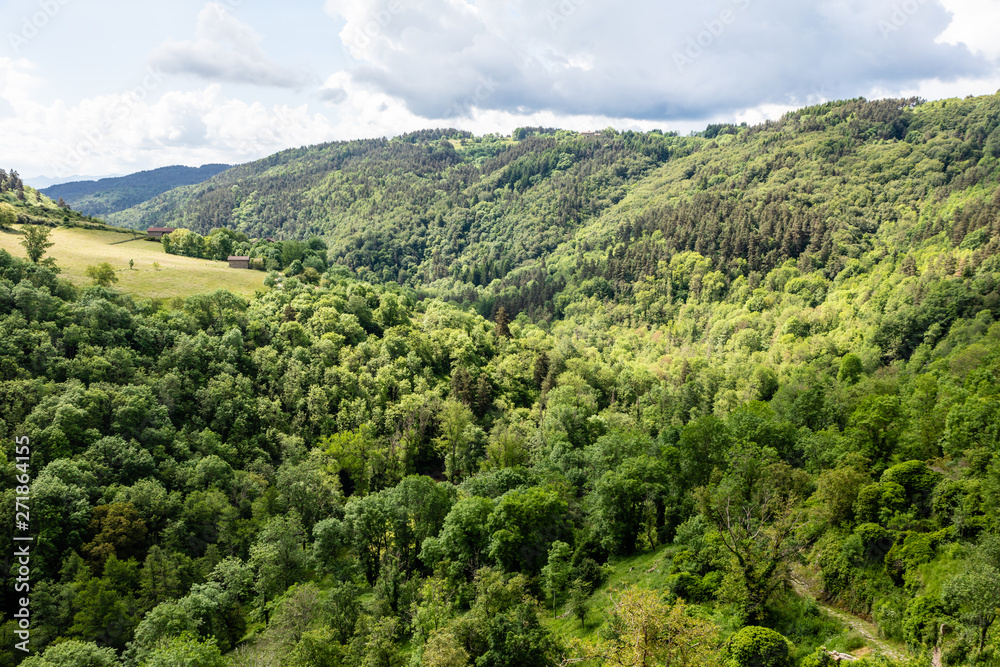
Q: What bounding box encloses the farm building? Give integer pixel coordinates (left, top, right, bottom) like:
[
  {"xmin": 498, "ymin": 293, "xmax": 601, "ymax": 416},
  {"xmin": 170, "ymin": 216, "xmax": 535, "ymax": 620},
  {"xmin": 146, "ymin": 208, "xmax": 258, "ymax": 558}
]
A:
[
  {"xmin": 147, "ymin": 227, "xmax": 176, "ymax": 240},
  {"xmin": 228, "ymin": 256, "xmax": 251, "ymax": 269}
]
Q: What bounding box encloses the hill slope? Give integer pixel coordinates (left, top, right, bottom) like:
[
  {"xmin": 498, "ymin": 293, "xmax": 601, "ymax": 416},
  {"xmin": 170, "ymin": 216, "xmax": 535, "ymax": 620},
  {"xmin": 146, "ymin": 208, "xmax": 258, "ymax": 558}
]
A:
[
  {"xmin": 41, "ymin": 163, "xmax": 232, "ymax": 218},
  {"xmin": 0, "ymin": 224, "xmax": 265, "ymax": 300},
  {"xmin": 109, "ymin": 96, "xmax": 1000, "ymax": 319},
  {"xmin": 1, "ymin": 169, "xmax": 97, "ymax": 226}
]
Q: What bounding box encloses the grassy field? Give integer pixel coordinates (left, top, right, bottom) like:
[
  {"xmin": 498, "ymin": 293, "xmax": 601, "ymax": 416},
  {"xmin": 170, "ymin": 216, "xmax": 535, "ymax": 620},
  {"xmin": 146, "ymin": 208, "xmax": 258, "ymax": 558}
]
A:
[{"xmin": 0, "ymin": 225, "xmax": 266, "ymax": 300}]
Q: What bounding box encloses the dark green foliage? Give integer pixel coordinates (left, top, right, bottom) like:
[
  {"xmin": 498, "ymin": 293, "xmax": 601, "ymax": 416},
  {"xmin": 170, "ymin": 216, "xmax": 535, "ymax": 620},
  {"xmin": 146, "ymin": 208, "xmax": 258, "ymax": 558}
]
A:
[
  {"xmin": 344, "ymin": 475, "xmax": 456, "ymax": 583},
  {"xmin": 451, "ymin": 569, "xmax": 557, "ymax": 667},
  {"xmin": 590, "ymin": 455, "xmax": 669, "ymax": 555},
  {"xmin": 880, "ymin": 460, "xmax": 939, "ymax": 515},
  {"xmin": 854, "ymin": 483, "xmax": 907, "ymax": 525},
  {"xmin": 837, "ymin": 354, "xmax": 864, "ymax": 385},
  {"xmin": 677, "ymin": 414, "xmax": 730, "ymax": 491},
  {"xmin": 486, "ymin": 486, "xmax": 571, "ymax": 574},
  {"xmin": 420, "ymin": 496, "xmax": 494, "ymax": 581}
]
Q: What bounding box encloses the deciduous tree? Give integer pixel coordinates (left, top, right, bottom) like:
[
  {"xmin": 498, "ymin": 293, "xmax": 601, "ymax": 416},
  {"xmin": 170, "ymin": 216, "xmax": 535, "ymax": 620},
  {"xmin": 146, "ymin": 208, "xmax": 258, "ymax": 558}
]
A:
[
  {"xmin": 697, "ymin": 442, "xmax": 803, "ymax": 624},
  {"xmin": 20, "ymin": 225, "xmax": 54, "ymax": 262},
  {"xmin": 591, "ymin": 585, "xmax": 720, "ymax": 667},
  {"xmin": 85, "ymin": 262, "xmax": 118, "ymax": 287}
]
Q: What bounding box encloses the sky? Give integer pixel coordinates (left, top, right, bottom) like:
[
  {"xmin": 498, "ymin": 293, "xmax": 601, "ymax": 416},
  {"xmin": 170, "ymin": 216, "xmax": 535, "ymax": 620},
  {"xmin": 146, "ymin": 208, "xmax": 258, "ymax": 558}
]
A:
[{"xmin": 1, "ymin": 0, "xmax": 999, "ymax": 184}]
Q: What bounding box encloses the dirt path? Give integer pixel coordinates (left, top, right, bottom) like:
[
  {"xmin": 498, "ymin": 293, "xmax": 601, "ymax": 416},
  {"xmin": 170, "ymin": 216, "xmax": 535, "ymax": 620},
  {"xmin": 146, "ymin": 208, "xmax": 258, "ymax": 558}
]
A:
[{"xmin": 790, "ymin": 566, "xmax": 911, "ymax": 662}]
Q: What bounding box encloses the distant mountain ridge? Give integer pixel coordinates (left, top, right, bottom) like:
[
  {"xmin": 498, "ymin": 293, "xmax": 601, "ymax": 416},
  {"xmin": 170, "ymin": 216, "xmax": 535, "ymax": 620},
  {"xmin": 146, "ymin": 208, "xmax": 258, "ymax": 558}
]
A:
[{"xmin": 41, "ymin": 163, "xmax": 232, "ymax": 218}]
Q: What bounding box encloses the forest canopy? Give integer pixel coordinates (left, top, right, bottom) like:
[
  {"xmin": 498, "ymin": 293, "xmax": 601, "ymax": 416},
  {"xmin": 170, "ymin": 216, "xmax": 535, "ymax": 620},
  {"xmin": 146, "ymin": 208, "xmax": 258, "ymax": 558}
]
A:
[{"xmin": 4, "ymin": 94, "xmax": 1000, "ymax": 666}]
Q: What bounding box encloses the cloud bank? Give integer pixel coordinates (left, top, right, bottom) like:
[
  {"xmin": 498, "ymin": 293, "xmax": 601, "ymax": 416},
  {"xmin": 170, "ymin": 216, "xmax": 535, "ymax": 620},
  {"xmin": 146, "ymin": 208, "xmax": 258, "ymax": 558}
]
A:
[
  {"xmin": 325, "ymin": 0, "xmax": 992, "ymax": 120},
  {"xmin": 150, "ymin": 3, "xmax": 309, "ymax": 88}
]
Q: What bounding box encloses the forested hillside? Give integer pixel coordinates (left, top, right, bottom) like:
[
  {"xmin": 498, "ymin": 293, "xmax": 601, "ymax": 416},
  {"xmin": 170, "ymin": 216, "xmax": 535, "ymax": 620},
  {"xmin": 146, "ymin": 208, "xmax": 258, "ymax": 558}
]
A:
[
  {"xmin": 0, "ymin": 170, "xmax": 96, "ymax": 228},
  {"xmin": 41, "ymin": 164, "xmax": 232, "ymax": 218},
  {"xmin": 3, "ymin": 95, "xmax": 1000, "ymax": 667},
  {"xmin": 111, "ymin": 97, "xmax": 1000, "ymax": 317}
]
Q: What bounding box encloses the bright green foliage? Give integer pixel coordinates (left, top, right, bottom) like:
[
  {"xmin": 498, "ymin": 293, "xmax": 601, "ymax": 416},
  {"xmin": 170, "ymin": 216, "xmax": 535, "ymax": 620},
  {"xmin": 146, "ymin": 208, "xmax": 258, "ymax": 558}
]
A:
[
  {"xmin": 880, "ymin": 460, "xmax": 939, "ymax": 515},
  {"xmin": 726, "ymin": 626, "xmax": 792, "ymax": 667},
  {"xmin": 567, "ymin": 578, "xmax": 589, "ymax": 629},
  {"xmin": 436, "ymin": 399, "xmax": 474, "ymax": 481},
  {"xmin": 541, "ymin": 540, "xmax": 573, "ymax": 615},
  {"xmin": 141, "ymin": 632, "xmax": 227, "ymax": 667},
  {"xmin": 19, "ymin": 640, "xmax": 120, "ymax": 667},
  {"xmin": 160, "ymin": 226, "xmax": 327, "ymax": 272},
  {"xmin": 421, "ymin": 628, "xmax": 470, "ymax": 667},
  {"xmin": 594, "ymin": 585, "xmax": 719, "ymax": 667},
  {"xmin": 343, "ymin": 475, "xmax": 455, "ymax": 583},
  {"xmin": 0, "ymin": 201, "xmax": 17, "ymax": 228},
  {"xmin": 249, "ymin": 513, "xmax": 309, "ymax": 613},
  {"xmin": 903, "ymin": 595, "xmax": 944, "ymax": 649},
  {"xmin": 449, "ymin": 568, "xmax": 558, "ymax": 667},
  {"xmin": 420, "ymin": 496, "xmax": 494, "ymax": 580},
  {"xmin": 849, "ymin": 396, "xmax": 903, "ymax": 467},
  {"xmin": 812, "ymin": 459, "xmax": 871, "ymax": 526},
  {"xmin": 853, "ymin": 482, "xmax": 906, "ymax": 525},
  {"xmin": 837, "ymin": 353, "xmax": 864, "ymax": 384},
  {"xmin": 85, "ymin": 262, "xmax": 118, "ymax": 286},
  {"xmin": 20, "ymin": 224, "xmax": 54, "ymax": 262},
  {"xmin": 942, "ymin": 537, "xmax": 1000, "ymax": 653},
  {"xmin": 699, "ymin": 443, "xmax": 804, "ymax": 624}
]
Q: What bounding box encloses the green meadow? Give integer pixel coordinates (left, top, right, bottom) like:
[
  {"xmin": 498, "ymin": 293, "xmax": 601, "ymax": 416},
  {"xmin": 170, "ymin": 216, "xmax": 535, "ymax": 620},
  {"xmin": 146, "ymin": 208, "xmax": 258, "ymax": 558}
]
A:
[{"xmin": 0, "ymin": 224, "xmax": 266, "ymax": 300}]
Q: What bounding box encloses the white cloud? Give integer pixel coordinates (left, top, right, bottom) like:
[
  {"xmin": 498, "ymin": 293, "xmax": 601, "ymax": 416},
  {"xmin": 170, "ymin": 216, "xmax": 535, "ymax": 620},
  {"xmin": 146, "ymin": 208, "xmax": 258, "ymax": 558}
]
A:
[
  {"xmin": 324, "ymin": 0, "xmax": 993, "ymax": 122},
  {"xmin": 937, "ymin": 0, "xmax": 1000, "ymax": 60},
  {"xmin": 0, "ymin": 57, "xmax": 42, "ymax": 103},
  {"xmin": 149, "ymin": 3, "xmax": 310, "ymax": 88},
  {"xmin": 317, "ymin": 69, "xmax": 672, "ymax": 140},
  {"xmin": 0, "ymin": 67, "xmax": 336, "ymax": 177}
]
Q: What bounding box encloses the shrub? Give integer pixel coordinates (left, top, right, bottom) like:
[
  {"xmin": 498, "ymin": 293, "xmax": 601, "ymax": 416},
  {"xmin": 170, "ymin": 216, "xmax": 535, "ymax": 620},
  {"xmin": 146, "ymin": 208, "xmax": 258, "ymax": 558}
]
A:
[
  {"xmin": 854, "ymin": 482, "xmax": 905, "ymax": 524},
  {"xmin": 0, "ymin": 201, "xmax": 17, "ymax": 228},
  {"xmin": 727, "ymin": 626, "xmax": 792, "ymax": 667},
  {"xmin": 902, "ymin": 595, "xmax": 943, "ymax": 649}
]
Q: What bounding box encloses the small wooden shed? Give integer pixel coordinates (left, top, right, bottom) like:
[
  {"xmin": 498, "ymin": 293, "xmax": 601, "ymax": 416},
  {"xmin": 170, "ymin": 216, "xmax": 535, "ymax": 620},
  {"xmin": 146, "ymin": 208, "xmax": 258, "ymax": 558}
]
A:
[
  {"xmin": 228, "ymin": 255, "xmax": 251, "ymax": 269},
  {"xmin": 147, "ymin": 226, "xmax": 176, "ymax": 240}
]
